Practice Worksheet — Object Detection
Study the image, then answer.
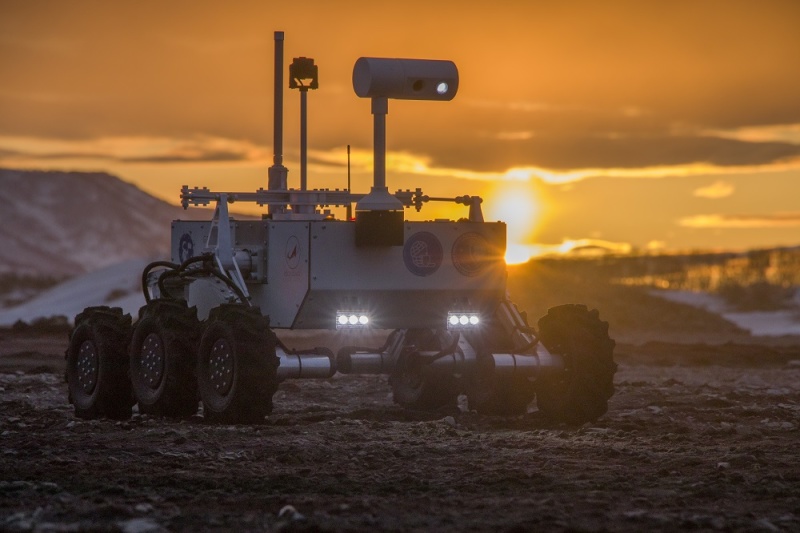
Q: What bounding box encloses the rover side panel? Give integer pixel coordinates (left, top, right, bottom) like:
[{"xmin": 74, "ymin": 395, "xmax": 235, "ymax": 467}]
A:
[
  {"xmin": 295, "ymin": 220, "xmax": 507, "ymax": 329},
  {"xmin": 251, "ymin": 221, "xmax": 311, "ymax": 328}
]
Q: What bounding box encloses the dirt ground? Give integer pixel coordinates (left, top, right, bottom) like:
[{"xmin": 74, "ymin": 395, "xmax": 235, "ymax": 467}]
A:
[{"xmin": 2, "ymin": 329, "xmax": 800, "ymax": 532}]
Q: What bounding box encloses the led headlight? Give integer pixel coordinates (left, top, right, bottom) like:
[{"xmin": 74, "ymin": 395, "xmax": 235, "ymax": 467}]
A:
[
  {"xmin": 446, "ymin": 312, "xmax": 481, "ymax": 330},
  {"xmin": 336, "ymin": 311, "xmax": 370, "ymax": 329}
]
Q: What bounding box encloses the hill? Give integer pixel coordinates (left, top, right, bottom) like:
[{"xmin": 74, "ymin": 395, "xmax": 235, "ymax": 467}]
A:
[{"xmin": 0, "ymin": 168, "xmax": 203, "ymax": 278}]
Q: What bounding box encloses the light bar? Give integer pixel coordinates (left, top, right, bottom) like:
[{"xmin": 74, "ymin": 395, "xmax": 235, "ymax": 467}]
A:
[
  {"xmin": 336, "ymin": 311, "xmax": 370, "ymax": 329},
  {"xmin": 447, "ymin": 312, "xmax": 481, "ymax": 330}
]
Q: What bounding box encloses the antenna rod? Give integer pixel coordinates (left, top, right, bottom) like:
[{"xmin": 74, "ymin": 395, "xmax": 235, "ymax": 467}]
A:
[
  {"xmin": 268, "ymin": 31, "xmax": 288, "ymax": 209},
  {"xmin": 273, "ymin": 31, "xmax": 284, "ymax": 168}
]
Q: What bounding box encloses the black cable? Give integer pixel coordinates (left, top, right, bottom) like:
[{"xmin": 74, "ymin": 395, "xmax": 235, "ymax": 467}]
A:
[
  {"xmin": 141, "ymin": 261, "xmax": 179, "ymax": 303},
  {"xmin": 141, "ymin": 253, "xmax": 248, "ymax": 305}
]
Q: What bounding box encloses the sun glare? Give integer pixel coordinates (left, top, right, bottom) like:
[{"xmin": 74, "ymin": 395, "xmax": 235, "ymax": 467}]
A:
[{"xmin": 484, "ymin": 184, "xmax": 541, "ymax": 263}]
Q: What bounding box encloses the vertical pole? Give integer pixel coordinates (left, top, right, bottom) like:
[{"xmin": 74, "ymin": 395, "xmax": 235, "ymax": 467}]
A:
[
  {"xmin": 273, "ymin": 31, "xmax": 284, "ymax": 169},
  {"xmin": 371, "ymin": 97, "xmax": 388, "ymax": 191},
  {"xmin": 268, "ymin": 31, "xmax": 288, "ymax": 214},
  {"xmin": 300, "ymin": 89, "xmax": 308, "ymax": 191},
  {"xmin": 346, "ymin": 144, "xmax": 352, "ymax": 220}
]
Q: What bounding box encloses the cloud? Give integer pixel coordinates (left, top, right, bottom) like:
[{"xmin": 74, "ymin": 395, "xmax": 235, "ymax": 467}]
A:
[
  {"xmin": 495, "ymin": 131, "xmax": 535, "ymax": 141},
  {"xmin": 414, "ymin": 134, "xmax": 800, "ymax": 174},
  {"xmin": 0, "ymin": 135, "xmax": 268, "ymax": 165},
  {"xmin": 693, "ymin": 180, "xmax": 734, "ymax": 199},
  {"xmin": 506, "ymin": 238, "xmax": 633, "ymax": 264},
  {"xmin": 679, "ymin": 213, "xmax": 800, "ymax": 229},
  {"xmin": 705, "ymin": 124, "xmax": 800, "ymax": 145}
]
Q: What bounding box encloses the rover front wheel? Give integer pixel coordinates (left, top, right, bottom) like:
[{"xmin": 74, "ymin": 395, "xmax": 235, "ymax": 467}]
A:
[
  {"xmin": 65, "ymin": 306, "xmax": 134, "ymax": 420},
  {"xmin": 129, "ymin": 300, "xmax": 199, "ymax": 418},
  {"xmin": 197, "ymin": 304, "xmax": 279, "ymax": 423},
  {"xmin": 535, "ymin": 304, "xmax": 617, "ymax": 424}
]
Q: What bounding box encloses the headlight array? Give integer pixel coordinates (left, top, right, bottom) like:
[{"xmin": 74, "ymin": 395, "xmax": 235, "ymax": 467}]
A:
[
  {"xmin": 336, "ymin": 311, "xmax": 370, "ymax": 329},
  {"xmin": 447, "ymin": 312, "xmax": 480, "ymax": 330}
]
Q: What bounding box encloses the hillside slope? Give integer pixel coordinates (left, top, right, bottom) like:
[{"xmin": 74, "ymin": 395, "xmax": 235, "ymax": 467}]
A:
[{"xmin": 0, "ymin": 168, "xmax": 206, "ymax": 278}]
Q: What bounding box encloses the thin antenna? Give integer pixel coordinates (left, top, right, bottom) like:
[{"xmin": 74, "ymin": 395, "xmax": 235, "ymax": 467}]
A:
[
  {"xmin": 347, "ymin": 145, "xmax": 352, "ymax": 220},
  {"xmin": 267, "ymin": 31, "xmax": 288, "ymax": 214}
]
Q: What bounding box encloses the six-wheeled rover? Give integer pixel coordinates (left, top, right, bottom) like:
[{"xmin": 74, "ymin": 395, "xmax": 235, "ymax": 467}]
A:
[{"xmin": 66, "ymin": 32, "xmax": 616, "ymax": 424}]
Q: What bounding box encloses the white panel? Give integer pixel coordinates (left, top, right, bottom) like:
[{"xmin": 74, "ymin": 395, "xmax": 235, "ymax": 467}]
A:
[{"xmin": 257, "ymin": 221, "xmax": 310, "ymax": 327}]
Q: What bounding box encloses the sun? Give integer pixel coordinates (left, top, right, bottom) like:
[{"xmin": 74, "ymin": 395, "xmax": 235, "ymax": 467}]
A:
[{"xmin": 484, "ymin": 184, "xmax": 541, "ymax": 263}]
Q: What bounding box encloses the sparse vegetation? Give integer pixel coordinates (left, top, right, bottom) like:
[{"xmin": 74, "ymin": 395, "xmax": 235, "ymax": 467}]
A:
[{"xmin": 607, "ymin": 248, "xmax": 800, "ymax": 311}]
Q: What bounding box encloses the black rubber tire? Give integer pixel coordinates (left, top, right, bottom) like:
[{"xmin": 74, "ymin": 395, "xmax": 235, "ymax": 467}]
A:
[
  {"xmin": 535, "ymin": 304, "xmax": 617, "ymax": 424},
  {"xmin": 129, "ymin": 299, "xmax": 200, "ymax": 418},
  {"xmin": 390, "ymin": 329, "xmax": 460, "ymax": 411},
  {"xmin": 65, "ymin": 306, "xmax": 134, "ymax": 420},
  {"xmin": 466, "ymin": 358, "xmax": 537, "ymax": 416},
  {"xmin": 197, "ymin": 304, "xmax": 279, "ymax": 424},
  {"xmin": 465, "ymin": 319, "xmax": 537, "ymax": 416}
]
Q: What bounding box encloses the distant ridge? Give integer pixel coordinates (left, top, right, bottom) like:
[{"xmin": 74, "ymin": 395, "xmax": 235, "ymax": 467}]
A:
[{"xmin": 0, "ymin": 168, "xmax": 208, "ymax": 278}]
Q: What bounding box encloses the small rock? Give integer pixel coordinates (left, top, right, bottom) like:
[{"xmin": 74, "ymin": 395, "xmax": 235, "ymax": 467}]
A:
[
  {"xmin": 753, "ymin": 518, "xmax": 780, "ymax": 532},
  {"xmin": 443, "ymin": 416, "xmax": 456, "ymax": 428},
  {"xmin": 118, "ymin": 518, "xmax": 166, "ymax": 533},
  {"xmin": 278, "ymin": 504, "xmax": 306, "ymax": 522},
  {"xmin": 716, "ymin": 462, "xmax": 730, "ymax": 470},
  {"xmin": 40, "ymin": 482, "xmax": 60, "ymax": 492},
  {"xmin": 135, "ymin": 503, "xmax": 155, "ymax": 513}
]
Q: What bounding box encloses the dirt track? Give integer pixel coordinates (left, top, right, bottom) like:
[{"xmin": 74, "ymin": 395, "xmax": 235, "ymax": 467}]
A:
[{"xmin": 2, "ymin": 332, "xmax": 800, "ymax": 532}]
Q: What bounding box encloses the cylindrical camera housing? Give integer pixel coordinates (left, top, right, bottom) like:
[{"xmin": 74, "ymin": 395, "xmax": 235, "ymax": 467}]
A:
[{"xmin": 353, "ymin": 57, "xmax": 458, "ymax": 101}]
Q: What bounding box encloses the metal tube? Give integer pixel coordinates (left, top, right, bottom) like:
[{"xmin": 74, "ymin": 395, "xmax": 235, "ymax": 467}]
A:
[
  {"xmin": 336, "ymin": 350, "xmax": 390, "ymax": 374},
  {"xmin": 491, "ymin": 349, "xmax": 565, "ymax": 379},
  {"xmin": 371, "ymin": 97, "xmax": 388, "ymax": 190},
  {"xmin": 277, "ymin": 348, "xmax": 335, "ymax": 379},
  {"xmin": 300, "ymin": 89, "xmax": 308, "ymax": 190},
  {"xmin": 273, "ymin": 31, "xmax": 284, "ymax": 169},
  {"xmin": 268, "ymin": 31, "xmax": 288, "ymax": 214}
]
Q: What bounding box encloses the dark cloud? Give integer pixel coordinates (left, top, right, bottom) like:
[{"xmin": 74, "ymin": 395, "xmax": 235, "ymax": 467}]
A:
[
  {"xmin": 1, "ymin": 0, "xmax": 799, "ymax": 171},
  {"xmin": 395, "ymin": 133, "xmax": 800, "ymax": 173},
  {"xmin": 0, "ymin": 146, "xmax": 252, "ymax": 165}
]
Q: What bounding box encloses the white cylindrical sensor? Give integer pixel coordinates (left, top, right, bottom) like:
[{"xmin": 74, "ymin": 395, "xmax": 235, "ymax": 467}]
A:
[{"xmin": 353, "ymin": 57, "xmax": 458, "ymax": 101}]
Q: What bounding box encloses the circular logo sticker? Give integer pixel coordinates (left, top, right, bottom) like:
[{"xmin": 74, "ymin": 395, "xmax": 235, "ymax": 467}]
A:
[
  {"xmin": 285, "ymin": 236, "xmax": 300, "ymax": 269},
  {"xmin": 178, "ymin": 233, "xmax": 194, "ymax": 263},
  {"xmin": 452, "ymin": 232, "xmax": 494, "ymax": 277},
  {"xmin": 403, "ymin": 232, "xmax": 443, "ymax": 277}
]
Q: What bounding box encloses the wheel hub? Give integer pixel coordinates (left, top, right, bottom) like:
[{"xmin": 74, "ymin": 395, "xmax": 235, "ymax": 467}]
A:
[
  {"xmin": 140, "ymin": 333, "xmax": 165, "ymax": 390},
  {"xmin": 398, "ymin": 352, "xmax": 424, "ymax": 389},
  {"xmin": 77, "ymin": 340, "xmax": 99, "ymax": 394},
  {"xmin": 209, "ymin": 338, "xmax": 234, "ymax": 395}
]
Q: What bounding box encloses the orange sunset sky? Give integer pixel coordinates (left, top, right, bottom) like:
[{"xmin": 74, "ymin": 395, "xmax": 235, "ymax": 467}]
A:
[{"xmin": 2, "ymin": 0, "xmax": 800, "ymax": 262}]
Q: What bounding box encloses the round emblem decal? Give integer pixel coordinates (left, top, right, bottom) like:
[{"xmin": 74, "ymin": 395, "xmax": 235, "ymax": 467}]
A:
[
  {"xmin": 285, "ymin": 236, "xmax": 300, "ymax": 269},
  {"xmin": 403, "ymin": 232, "xmax": 443, "ymax": 277},
  {"xmin": 178, "ymin": 233, "xmax": 194, "ymax": 263},
  {"xmin": 452, "ymin": 232, "xmax": 493, "ymax": 277}
]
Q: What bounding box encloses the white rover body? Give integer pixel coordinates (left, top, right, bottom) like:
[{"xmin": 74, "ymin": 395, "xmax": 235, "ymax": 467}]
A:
[{"xmin": 66, "ymin": 32, "xmax": 616, "ymax": 424}]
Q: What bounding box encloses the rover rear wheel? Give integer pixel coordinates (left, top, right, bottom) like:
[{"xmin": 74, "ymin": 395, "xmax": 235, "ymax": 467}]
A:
[
  {"xmin": 466, "ymin": 322, "xmax": 537, "ymax": 416},
  {"xmin": 66, "ymin": 306, "xmax": 134, "ymax": 420},
  {"xmin": 197, "ymin": 304, "xmax": 279, "ymax": 423},
  {"xmin": 466, "ymin": 356, "xmax": 537, "ymax": 416},
  {"xmin": 390, "ymin": 329, "xmax": 460, "ymax": 411},
  {"xmin": 535, "ymin": 304, "xmax": 616, "ymax": 424},
  {"xmin": 129, "ymin": 299, "xmax": 199, "ymax": 418}
]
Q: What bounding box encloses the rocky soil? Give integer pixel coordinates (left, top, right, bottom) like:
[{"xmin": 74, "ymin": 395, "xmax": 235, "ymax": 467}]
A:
[{"xmin": 2, "ymin": 331, "xmax": 800, "ymax": 532}]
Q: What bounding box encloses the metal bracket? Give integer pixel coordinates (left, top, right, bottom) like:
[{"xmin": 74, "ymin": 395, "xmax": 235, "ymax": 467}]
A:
[{"xmin": 205, "ymin": 194, "xmax": 251, "ymax": 304}]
